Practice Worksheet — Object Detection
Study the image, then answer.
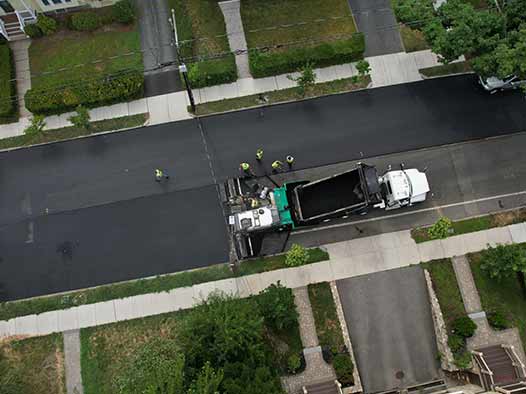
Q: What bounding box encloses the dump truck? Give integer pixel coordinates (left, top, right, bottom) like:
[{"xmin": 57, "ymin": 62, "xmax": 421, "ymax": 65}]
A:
[{"xmin": 223, "ymin": 162, "xmax": 429, "ymax": 258}]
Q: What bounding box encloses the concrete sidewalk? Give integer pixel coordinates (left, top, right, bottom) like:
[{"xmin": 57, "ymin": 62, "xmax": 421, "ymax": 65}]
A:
[
  {"xmin": 0, "ymin": 49, "xmax": 452, "ymax": 141},
  {"xmin": 1, "ymin": 221, "xmax": 525, "ymax": 339}
]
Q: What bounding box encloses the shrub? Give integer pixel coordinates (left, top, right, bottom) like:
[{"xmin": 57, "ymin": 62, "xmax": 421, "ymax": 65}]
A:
[
  {"xmin": 112, "ymin": 0, "xmax": 135, "ymax": 24},
  {"xmin": 187, "ymin": 55, "xmax": 238, "ymax": 88},
  {"xmin": 333, "ymin": 354, "xmax": 354, "ymax": 386},
  {"xmin": 249, "ymin": 35, "xmax": 365, "ymax": 78},
  {"xmin": 25, "ymin": 71, "xmax": 144, "ymax": 115},
  {"xmin": 257, "ymin": 281, "xmax": 299, "ymax": 331},
  {"xmin": 36, "ymin": 14, "xmax": 57, "ymax": 36},
  {"xmin": 24, "ymin": 115, "xmax": 46, "ymax": 135},
  {"xmin": 70, "ymin": 12, "xmax": 101, "ymax": 31},
  {"xmin": 287, "ymin": 62, "xmax": 316, "ymax": 97},
  {"xmin": 356, "ymin": 59, "xmax": 371, "ymax": 77},
  {"xmin": 480, "ymin": 244, "xmax": 526, "ymax": 280},
  {"xmin": 0, "ymin": 45, "xmax": 15, "ymax": 121},
  {"xmin": 287, "ymin": 353, "xmax": 301, "ymax": 374},
  {"xmin": 447, "ymin": 334, "xmax": 464, "ymax": 353},
  {"xmin": 452, "ymin": 316, "xmax": 477, "ymax": 338},
  {"xmin": 488, "ymin": 310, "xmax": 509, "ymax": 330},
  {"xmin": 454, "ymin": 350, "xmax": 472, "ymax": 369},
  {"xmin": 24, "ymin": 23, "xmax": 43, "ymax": 38},
  {"xmin": 428, "ymin": 216, "xmax": 453, "ymax": 239},
  {"xmin": 394, "ymin": 0, "xmax": 435, "ymax": 29},
  {"xmin": 285, "ymin": 244, "xmax": 309, "ymax": 267},
  {"xmin": 68, "ymin": 105, "xmax": 91, "ymax": 129}
]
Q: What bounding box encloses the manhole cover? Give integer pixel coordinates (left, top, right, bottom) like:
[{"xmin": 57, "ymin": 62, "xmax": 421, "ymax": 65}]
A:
[{"xmin": 395, "ymin": 371, "xmax": 405, "ymax": 380}]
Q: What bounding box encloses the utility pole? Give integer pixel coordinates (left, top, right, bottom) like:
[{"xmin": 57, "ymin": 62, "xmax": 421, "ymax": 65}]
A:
[{"xmin": 169, "ymin": 8, "xmax": 196, "ymax": 113}]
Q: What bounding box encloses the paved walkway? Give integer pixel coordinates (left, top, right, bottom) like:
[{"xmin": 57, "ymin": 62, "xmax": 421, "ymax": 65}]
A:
[
  {"xmin": 219, "ymin": 0, "xmax": 251, "ymax": 78},
  {"xmin": 282, "ymin": 287, "xmax": 336, "ymax": 394},
  {"xmin": 0, "ymin": 48, "xmax": 451, "ymax": 140},
  {"xmin": 8, "ymin": 39, "xmax": 31, "ymax": 119},
  {"xmin": 1, "ymin": 221, "xmax": 525, "ymax": 339},
  {"xmin": 64, "ymin": 329, "xmax": 84, "ymax": 394},
  {"xmin": 452, "ymin": 255, "xmax": 483, "ymax": 315}
]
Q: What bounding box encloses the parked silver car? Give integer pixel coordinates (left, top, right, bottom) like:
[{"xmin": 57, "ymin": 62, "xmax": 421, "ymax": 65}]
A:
[{"xmin": 479, "ymin": 75, "xmax": 526, "ymax": 93}]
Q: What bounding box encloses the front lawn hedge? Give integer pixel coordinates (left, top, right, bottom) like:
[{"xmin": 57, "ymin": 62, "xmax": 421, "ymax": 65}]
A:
[
  {"xmin": 249, "ymin": 35, "xmax": 365, "ymax": 78},
  {"xmin": 187, "ymin": 55, "xmax": 237, "ymax": 88},
  {"xmin": 25, "ymin": 71, "xmax": 143, "ymax": 115},
  {"xmin": 69, "ymin": 12, "xmax": 101, "ymax": 31},
  {"xmin": 0, "ymin": 45, "xmax": 16, "ymax": 122}
]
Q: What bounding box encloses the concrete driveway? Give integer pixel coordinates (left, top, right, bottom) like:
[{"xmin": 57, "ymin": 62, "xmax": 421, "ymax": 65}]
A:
[
  {"xmin": 337, "ymin": 266, "xmax": 440, "ymax": 393},
  {"xmin": 347, "ymin": 0, "xmax": 403, "ymax": 56}
]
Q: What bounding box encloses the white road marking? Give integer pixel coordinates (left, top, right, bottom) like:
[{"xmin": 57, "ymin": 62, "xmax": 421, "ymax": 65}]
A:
[{"xmin": 293, "ymin": 190, "xmax": 526, "ymax": 234}]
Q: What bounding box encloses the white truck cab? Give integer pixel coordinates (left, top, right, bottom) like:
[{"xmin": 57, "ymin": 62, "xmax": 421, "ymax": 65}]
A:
[{"xmin": 379, "ymin": 169, "xmax": 430, "ymax": 210}]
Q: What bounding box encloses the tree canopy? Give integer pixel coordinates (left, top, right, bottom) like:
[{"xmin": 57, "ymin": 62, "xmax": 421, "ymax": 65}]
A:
[{"xmin": 394, "ymin": 0, "xmax": 526, "ymax": 78}]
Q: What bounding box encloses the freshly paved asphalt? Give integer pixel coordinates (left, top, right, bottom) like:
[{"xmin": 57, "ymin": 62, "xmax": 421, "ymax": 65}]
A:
[
  {"xmin": 1, "ymin": 75, "xmax": 526, "ymax": 300},
  {"xmin": 346, "ymin": 0, "xmax": 404, "ymax": 56},
  {"xmin": 337, "ymin": 266, "xmax": 440, "ymax": 393}
]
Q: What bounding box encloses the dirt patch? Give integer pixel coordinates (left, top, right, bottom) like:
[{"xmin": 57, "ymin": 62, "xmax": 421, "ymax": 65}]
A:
[{"xmin": 492, "ymin": 208, "xmax": 526, "ymax": 227}]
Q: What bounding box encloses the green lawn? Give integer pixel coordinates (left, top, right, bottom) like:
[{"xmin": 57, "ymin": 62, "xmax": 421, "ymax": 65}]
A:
[
  {"xmin": 29, "ymin": 25, "xmax": 142, "ymax": 90},
  {"xmin": 412, "ymin": 208, "xmax": 526, "ymax": 243},
  {"xmin": 421, "ymin": 259, "xmax": 466, "ymax": 330},
  {"xmin": 470, "ymin": 247, "xmax": 526, "ymax": 353},
  {"xmin": 0, "ymin": 247, "xmax": 329, "ymax": 321},
  {"xmin": 0, "ymin": 113, "xmax": 147, "ymax": 150},
  {"xmin": 81, "ymin": 312, "xmax": 181, "ymax": 394},
  {"xmin": 400, "ymin": 24, "xmax": 429, "ymax": 52},
  {"xmin": 194, "ymin": 76, "xmax": 370, "ymax": 116},
  {"xmin": 308, "ymin": 282, "xmax": 346, "ymax": 353},
  {"xmin": 0, "ymin": 334, "xmax": 64, "ymax": 394},
  {"xmin": 241, "ymin": 0, "xmax": 357, "ymax": 49}
]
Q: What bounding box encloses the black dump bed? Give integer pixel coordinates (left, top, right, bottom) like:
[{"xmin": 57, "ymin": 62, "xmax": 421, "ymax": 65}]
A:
[{"xmin": 292, "ymin": 164, "xmax": 380, "ymax": 222}]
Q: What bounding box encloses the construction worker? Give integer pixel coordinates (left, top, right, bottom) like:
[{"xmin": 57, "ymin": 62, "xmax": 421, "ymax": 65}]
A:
[
  {"xmin": 240, "ymin": 162, "xmax": 252, "ymax": 176},
  {"xmin": 271, "ymin": 160, "xmax": 283, "ymax": 173},
  {"xmin": 155, "ymin": 168, "xmax": 169, "ymax": 182},
  {"xmin": 286, "ymin": 155, "xmax": 294, "ymax": 167},
  {"xmin": 256, "ymin": 148, "xmax": 264, "ymax": 161}
]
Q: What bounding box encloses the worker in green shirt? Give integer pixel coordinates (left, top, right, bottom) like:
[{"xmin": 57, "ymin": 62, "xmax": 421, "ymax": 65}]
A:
[
  {"xmin": 271, "ymin": 160, "xmax": 283, "ymax": 173},
  {"xmin": 240, "ymin": 162, "xmax": 253, "ymax": 176},
  {"xmin": 256, "ymin": 148, "xmax": 264, "ymax": 161},
  {"xmin": 286, "ymin": 155, "xmax": 294, "ymax": 167}
]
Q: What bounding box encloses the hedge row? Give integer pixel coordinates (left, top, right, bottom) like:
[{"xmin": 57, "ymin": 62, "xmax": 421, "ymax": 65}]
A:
[
  {"xmin": 0, "ymin": 45, "xmax": 16, "ymax": 122},
  {"xmin": 25, "ymin": 71, "xmax": 143, "ymax": 115},
  {"xmin": 187, "ymin": 54, "xmax": 237, "ymax": 88},
  {"xmin": 249, "ymin": 35, "xmax": 365, "ymax": 78}
]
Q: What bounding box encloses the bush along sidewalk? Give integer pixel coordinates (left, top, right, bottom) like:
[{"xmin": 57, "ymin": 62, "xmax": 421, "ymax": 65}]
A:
[
  {"xmin": 0, "ymin": 247, "xmax": 329, "ymax": 321},
  {"xmin": 0, "ymin": 44, "xmax": 18, "ymax": 124},
  {"xmin": 249, "ymin": 35, "xmax": 365, "ymax": 78}
]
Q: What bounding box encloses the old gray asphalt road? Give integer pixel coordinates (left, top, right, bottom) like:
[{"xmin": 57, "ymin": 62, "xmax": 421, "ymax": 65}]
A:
[
  {"xmin": 346, "ymin": 0, "xmax": 403, "ymax": 56},
  {"xmin": 287, "ymin": 131, "xmax": 526, "ymax": 247},
  {"xmin": 1, "ymin": 75, "xmax": 525, "ymax": 300},
  {"xmin": 337, "ymin": 266, "xmax": 440, "ymax": 393},
  {"xmin": 136, "ymin": 0, "xmax": 183, "ymax": 96}
]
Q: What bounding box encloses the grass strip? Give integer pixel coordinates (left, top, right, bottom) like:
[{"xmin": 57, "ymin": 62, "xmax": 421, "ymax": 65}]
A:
[
  {"xmin": 0, "ymin": 113, "xmax": 147, "ymax": 150},
  {"xmin": 421, "ymin": 259, "xmax": 466, "ymax": 330},
  {"xmin": 308, "ymin": 282, "xmax": 346, "ymax": 352},
  {"xmin": 0, "ymin": 248, "xmax": 329, "ymax": 321},
  {"xmin": 194, "ymin": 76, "xmax": 370, "ymax": 116},
  {"xmin": 400, "ymin": 24, "xmax": 429, "ymax": 52},
  {"xmin": 419, "ymin": 61, "xmax": 472, "ymax": 78},
  {"xmin": 411, "ymin": 208, "xmax": 526, "ymax": 243}
]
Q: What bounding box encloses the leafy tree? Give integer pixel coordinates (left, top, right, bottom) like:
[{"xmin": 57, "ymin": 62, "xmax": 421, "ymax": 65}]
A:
[
  {"xmin": 68, "ymin": 105, "xmax": 91, "ymax": 129},
  {"xmin": 178, "ymin": 293, "xmax": 266, "ymax": 377},
  {"xmin": 24, "ymin": 115, "xmax": 46, "ymax": 135},
  {"xmin": 35, "ymin": 14, "xmax": 57, "ymax": 36},
  {"xmin": 427, "ymin": 217, "xmax": 452, "ymax": 239},
  {"xmin": 288, "ymin": 62, "xmax": 316, "ymax": 97},
  {"xmin": 505, "ymin": 0, "xmax": 526, "ymax": 31},
  {"xmin": 393, "ymin": 0, "xmax": 435, "ymax": 28},
  {"xmin": 285, "ymin": 244, "xmax": 310, "ymax": 267},
  {"xmin": 257, "ymin": 281, "xmax": 299, "ymax": 331},
  {"xmin": 356, "ymin": 59, "xmax": 371, "ymax": 81},
  {"xmin": 480, "ymin": 244, "xmax": 526, "ymax": 280},
  {"xmin": 115, "ymin": 338, "xmax": 185, "ymax": 394},
  {"xmin": 187, "ymin": 362, "xmax": 224, "ymax": 394}
]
